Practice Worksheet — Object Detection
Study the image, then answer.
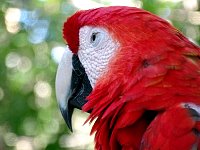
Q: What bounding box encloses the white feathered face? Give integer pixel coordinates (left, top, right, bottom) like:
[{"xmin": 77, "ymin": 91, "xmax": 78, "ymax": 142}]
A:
[
  {"xmin": 78, "ymin": 26, "xmax": 119, "ymax": 87},
  {"xmin": 55, "ymin": 26, "xmax": 119, "ymax": 131}
]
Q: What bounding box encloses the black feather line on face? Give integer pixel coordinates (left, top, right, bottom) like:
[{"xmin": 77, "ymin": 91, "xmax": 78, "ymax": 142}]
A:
[{"xmin": 60, "ymin": 54, "xmax": 92, "ymax": 132}]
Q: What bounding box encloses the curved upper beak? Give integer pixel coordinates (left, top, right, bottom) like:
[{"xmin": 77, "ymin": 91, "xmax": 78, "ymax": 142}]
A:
[{"xmin": 55, "ymin": 47, "xmax": 92, "ymax": 131}]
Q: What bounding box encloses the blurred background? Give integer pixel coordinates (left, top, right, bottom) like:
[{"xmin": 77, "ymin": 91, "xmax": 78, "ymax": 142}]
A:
[{"xmin": 0, "ymin": 0, "xmax": 200, "ymax": 149}]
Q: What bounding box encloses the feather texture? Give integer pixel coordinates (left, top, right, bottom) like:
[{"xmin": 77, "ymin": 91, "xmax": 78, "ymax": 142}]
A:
[{"xmin": 141, "ymin": 104, "xmax": 199, "ymax": 150}]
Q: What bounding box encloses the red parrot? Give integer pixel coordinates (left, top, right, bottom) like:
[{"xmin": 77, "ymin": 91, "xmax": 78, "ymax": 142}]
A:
[{"xmin": 55, "ymin": 6, "xmax": 200, "ymax": 150}]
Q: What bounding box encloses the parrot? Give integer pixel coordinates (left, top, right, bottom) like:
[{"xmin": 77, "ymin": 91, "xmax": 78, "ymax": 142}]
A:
[{"xmin": 55, "ymin": 6, "xmax": 200, "ymax": 150}]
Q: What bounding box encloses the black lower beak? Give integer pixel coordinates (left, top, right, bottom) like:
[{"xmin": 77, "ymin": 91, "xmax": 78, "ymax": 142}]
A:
[{"xmin": 59, "ymin": 54, "xmax": 92, "ymax": 131}]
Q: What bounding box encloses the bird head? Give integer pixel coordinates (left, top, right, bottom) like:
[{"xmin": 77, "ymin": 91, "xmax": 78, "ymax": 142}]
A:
[{"xmin": 55, "ymin": 6, "xmax": 196, "ymax": 131}]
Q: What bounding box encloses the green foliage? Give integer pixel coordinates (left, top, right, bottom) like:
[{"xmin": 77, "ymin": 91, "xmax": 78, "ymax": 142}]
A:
[
  {"xmin": 0, "ymin": 0, "xmax": 199, "ymax": 149},
  {"xmin": 0, "ymin": 1, "xmax": 77, "ymax": 149}
]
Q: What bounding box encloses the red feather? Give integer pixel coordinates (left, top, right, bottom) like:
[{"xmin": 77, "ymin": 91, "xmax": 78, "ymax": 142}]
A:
[{"xmin": 141, "ymin": 105, "xmax": 197, "ymax": 150}]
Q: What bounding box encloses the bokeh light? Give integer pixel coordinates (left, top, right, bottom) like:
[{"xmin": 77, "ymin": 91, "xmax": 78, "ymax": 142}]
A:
[
  {"xmin": 15, "ymin": 137, "xmax": 33, "ymax": 150},
  {"xmin": 5, "ymin": 8, "xmax": 21, "ymax": 34},
  {"xmin": 5, "ymin": 52, "xmax": 21, "ymax": 69},
  {"xmin": 34, "ymin": 81, "xmax": 52, "ymax": 99},
  {"xmin": 51, "ymin": 46, "xmax": 66, "ymax": 64},
  {"xmin": 4, "ymin": 132, "xmax": 17, "ymax": 147}
]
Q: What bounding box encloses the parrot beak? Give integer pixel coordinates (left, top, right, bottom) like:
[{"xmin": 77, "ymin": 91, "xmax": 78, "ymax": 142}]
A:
[{"xmin": 55, "ymin": 47, "xmax": 92, "ymax": 132}]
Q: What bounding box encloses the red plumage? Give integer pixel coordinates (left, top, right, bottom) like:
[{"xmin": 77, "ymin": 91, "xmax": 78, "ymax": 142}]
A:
[{"xmin": 63, "ymin": 6, "xmax": 200, "ymax": 150}]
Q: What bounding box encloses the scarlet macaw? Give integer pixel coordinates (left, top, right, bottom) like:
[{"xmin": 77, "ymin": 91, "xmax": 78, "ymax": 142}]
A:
[{"xmin": 56, "ymin": 6, "xmax": 200, "ymax": 150}]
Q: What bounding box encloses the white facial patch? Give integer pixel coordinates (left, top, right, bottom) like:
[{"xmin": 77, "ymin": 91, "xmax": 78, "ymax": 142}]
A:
[{"xmin": 78, "ymin": 26, "xmax": 119, "ymax": 87}]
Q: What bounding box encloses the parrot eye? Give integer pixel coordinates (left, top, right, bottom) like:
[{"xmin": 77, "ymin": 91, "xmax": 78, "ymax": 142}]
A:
[
  {"xmin": 91, "ymin": 33, "xmax": 97, "ymax": 42},
  {"xmin": 90, "ymin": 32, "xmax": 102, "ymax": 47}
]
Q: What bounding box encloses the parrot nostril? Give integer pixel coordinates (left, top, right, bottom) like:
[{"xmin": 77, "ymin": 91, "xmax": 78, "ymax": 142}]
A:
[{"xmin": 142, "ymin": 59, "xmax": 150, "ymax": 68}]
